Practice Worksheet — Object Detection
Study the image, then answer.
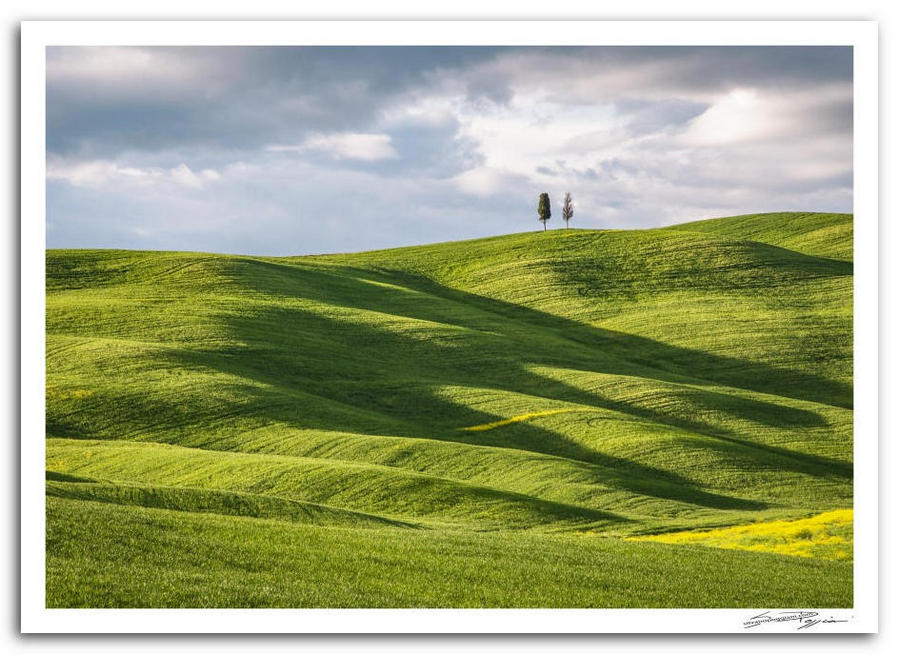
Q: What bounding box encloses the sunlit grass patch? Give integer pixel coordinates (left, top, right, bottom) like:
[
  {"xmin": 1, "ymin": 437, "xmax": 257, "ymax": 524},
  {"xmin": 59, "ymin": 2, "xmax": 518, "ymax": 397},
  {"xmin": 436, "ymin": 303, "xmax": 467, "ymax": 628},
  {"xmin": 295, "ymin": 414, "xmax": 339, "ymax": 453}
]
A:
[
  {"xmin": 460, "ymin": 409, "xmax": 581, "ymax": 432},
  {"xmin": 629, "ymin": 509, "xmax": 852, "ymax": 560},
  {"xmin": 46, "ymin": 382, "xmax": 94, "ymax": 400}
]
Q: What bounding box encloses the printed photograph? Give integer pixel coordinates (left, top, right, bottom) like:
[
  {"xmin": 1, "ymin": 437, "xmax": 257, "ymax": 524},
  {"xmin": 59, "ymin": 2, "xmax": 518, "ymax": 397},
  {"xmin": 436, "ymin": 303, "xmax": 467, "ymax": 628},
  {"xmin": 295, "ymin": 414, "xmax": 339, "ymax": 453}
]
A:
[{"xmin": 44, "ymin": 44, "xmax": 854, "ymax": 609}]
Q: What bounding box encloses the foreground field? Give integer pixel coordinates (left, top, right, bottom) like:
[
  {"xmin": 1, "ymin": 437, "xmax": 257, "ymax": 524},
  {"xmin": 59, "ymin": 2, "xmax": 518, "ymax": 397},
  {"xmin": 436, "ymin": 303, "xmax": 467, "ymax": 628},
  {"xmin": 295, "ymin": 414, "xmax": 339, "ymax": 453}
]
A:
[
  {"xmin": 47, "ymin": 497, "xmax": 851, "ymax": 608},
  {"xmin": 45, "ymin": 212, "xmax": 853, "ymax": 607}
]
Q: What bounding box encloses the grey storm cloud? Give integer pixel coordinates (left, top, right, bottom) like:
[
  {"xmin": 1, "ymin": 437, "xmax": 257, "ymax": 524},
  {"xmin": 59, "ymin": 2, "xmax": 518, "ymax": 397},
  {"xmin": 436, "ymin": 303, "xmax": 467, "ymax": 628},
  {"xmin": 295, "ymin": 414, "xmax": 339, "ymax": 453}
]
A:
[
  {"xmin": 46, "ymin": 46, "xmax": 503, "ymax": 155},
  {"xmin": 47, "ymin": 46, "xmax": 852, "ymax": 155},
  {"xmin": 45, "ymin": 45, "xmax": 853, "ymax": 255}
]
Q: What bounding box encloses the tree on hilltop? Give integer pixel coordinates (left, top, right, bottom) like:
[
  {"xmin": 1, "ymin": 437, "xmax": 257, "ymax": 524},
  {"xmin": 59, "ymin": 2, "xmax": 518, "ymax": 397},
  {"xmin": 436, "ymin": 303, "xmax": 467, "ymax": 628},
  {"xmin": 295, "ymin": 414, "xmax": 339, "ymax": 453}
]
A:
[
  {"xmin": 562, "ymin": 192, "xmax": 574, "ymax": 229},
  {"xmin": 537, "ymin": 193, "xmax": 551, "ymax": 231}
]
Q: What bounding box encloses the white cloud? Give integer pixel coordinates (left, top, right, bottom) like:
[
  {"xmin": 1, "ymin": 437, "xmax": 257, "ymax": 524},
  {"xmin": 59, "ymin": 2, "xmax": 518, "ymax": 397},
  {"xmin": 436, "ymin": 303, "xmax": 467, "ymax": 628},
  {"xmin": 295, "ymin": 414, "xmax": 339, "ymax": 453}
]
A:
[
  {"xmin": 453, "ymin": 166, "xmax": 510, "ymax": 196},
  {"xmin": 268, "ymin": 133, "xmax": 398, "ymax": 161},
  {"xmin": 455, "ymin": 91, "xmax": 622, "ymax": 178},
  {"xmin": 168, "ymin": 163, "xmax": 221, "ymax": 189},
  {"xmin": 47, "ymin": 159, "xmax": 146, "ymax": 188},
  {"xmin": 47, "ymin": 158, "xmax": 220, "ymax": 190},
  {"xmin": 380, "ymin": 95, "xmax": 460, "ymax": 128},
  {"xmin": 681, "ymin": 84, "xmax": 852, "ymax": 147},
  {"xmin": 680, "ymin": 88, "xmax": 769, "ymax": 145},
  {"xmin": 46, "ymin": 160, "xmax": 105, "ymax": 187}
]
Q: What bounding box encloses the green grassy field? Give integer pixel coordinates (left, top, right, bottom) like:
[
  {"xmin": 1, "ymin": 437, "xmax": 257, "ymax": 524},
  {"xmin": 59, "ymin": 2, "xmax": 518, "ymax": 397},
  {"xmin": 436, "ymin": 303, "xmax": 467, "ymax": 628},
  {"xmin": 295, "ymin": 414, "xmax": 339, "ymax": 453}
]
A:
[{"xmin": 45, "ymin": 211, "xmax": 854, "ymax": 608}]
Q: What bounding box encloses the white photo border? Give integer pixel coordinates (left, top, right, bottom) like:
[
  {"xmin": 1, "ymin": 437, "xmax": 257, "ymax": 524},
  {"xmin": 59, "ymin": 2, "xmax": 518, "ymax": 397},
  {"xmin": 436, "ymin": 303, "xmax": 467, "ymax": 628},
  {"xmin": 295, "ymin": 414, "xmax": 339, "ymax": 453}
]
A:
[{"xmin": 20, "ymin": 19, "xmax": 879, "ymax": 634}]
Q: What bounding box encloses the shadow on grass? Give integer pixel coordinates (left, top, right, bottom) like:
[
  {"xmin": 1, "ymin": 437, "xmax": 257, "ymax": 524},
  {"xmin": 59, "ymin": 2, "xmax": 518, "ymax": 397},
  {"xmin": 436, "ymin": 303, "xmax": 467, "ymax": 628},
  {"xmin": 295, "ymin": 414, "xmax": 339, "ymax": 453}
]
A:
[
  {"xmin": 46, "ymin": 252, "xmax": 852, "ymax": 517},
  {"xmin": 97, "ymin": 256, "xmax": 852, "ymax": 513},
  {"xmin": 228, "ymin": 256, "xmax": 851, "ymax": 407},
  {"xmin": 152, "ymin": 347, "xmax": 766, "ymax": 513}
]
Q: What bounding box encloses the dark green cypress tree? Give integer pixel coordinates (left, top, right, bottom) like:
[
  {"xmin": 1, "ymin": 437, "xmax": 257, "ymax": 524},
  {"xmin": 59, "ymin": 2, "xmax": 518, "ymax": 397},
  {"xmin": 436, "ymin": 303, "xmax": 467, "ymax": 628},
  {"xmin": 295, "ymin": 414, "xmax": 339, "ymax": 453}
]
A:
[{"xmin": 537, "ymin": 193, "xmax": 551, "ymax": 231}]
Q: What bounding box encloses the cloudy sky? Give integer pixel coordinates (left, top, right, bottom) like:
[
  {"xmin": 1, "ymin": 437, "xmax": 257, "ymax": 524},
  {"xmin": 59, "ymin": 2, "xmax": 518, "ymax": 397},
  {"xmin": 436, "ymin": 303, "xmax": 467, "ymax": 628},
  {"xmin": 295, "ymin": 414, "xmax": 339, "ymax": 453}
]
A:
[{"xmin": 46, "ymin": 46, "xmax": 852, "ymax": 255}]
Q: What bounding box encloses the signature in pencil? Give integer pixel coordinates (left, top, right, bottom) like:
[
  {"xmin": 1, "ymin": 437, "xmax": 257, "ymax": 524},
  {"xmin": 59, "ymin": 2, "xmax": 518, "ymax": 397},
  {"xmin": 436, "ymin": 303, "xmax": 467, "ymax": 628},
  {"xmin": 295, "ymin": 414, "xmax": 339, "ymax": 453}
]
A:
[{"xmin": 743, "ymin": 610, "xmax": 850, "ymax": 630}]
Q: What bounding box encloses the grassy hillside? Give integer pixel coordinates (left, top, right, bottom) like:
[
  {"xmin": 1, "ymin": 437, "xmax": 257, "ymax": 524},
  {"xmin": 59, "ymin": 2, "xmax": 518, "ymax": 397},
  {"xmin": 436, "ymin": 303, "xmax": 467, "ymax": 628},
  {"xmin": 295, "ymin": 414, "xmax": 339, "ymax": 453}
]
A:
[
  {"xmin": 45, "ymin": 211, "xmax": 854, "ymax": 608},
  {"xmin": 664, "ymin": 211, "xmax": 853, "ymax": 261}
]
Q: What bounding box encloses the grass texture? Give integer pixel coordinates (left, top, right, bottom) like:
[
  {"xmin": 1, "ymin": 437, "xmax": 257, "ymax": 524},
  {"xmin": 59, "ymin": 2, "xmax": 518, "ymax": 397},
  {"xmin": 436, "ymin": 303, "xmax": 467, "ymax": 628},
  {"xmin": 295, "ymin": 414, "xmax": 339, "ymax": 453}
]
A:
[{"xmin": 45, "ymin": 211, "xmax": 853, "ymax": 608}]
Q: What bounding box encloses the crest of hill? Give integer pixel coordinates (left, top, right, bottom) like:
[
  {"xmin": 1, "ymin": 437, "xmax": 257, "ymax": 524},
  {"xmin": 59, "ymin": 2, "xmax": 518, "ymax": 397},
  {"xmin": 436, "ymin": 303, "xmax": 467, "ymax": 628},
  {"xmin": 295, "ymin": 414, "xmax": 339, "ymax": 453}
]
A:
[{"xmin": 661, "ymin": 212, "xmax": 852, "ymax": 261}]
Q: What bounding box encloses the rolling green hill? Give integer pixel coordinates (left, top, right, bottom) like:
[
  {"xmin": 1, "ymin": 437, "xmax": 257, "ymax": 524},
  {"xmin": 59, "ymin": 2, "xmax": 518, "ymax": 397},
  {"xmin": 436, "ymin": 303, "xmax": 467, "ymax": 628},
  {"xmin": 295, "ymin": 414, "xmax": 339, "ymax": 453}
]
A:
[
  {"xmin": 664, "ymin": 211, "xmax": 853, "ymax": 261},
  {"xmin": 45, "ymin": 211, "xmax": 854, "ymax": 608}
]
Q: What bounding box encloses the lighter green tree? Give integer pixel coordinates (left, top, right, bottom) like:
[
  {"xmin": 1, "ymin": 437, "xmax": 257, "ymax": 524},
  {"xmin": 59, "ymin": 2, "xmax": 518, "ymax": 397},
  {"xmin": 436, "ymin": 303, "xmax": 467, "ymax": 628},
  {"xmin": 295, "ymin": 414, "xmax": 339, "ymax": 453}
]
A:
[{"xmin": 562, "ymin": 192, "xmax": 574, "ymax": 228}]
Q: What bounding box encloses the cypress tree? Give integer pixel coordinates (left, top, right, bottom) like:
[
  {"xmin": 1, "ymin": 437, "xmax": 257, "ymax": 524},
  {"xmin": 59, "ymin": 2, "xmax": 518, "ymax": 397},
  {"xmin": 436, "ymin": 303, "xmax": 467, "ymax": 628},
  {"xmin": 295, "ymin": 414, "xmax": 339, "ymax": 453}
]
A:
[{"xmin": 537, "ymin": 192, "xmax": 551, "ymax": 231}]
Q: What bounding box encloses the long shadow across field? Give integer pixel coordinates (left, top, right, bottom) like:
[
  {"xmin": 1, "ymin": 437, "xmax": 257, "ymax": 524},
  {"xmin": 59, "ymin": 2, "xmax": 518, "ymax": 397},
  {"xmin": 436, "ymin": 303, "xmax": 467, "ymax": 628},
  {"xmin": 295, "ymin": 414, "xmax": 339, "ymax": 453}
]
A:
[
  {"xmin": 149, "ymin": 258, "xmax": 853, "ymax": 499},
  {"xmin": 229, "ymin": 257, "xmax": 851, "ymax": 414},
  {"xmin": 374, "ymin": 266, "xmax": 851, "ymax": 407},
  {"xmin": 163, "ymin": 342, "xmax": 766, "ymax": 511},
  {"xmin": 237, "ymin": 257, "xmax": 852, "ymax": 409}
]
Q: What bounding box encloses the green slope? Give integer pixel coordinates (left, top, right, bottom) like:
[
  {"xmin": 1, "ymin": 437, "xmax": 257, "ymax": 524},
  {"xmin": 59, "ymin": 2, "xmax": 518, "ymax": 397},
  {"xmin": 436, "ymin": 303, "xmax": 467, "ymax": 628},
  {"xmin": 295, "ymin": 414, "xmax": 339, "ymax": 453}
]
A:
[
  {"xmin": 45, "ymin": 211, "xmax": 854, "ymax": 607},
  {"xmin": 663, "ymin": 211, "xmax": 853, "ymax": 261}
]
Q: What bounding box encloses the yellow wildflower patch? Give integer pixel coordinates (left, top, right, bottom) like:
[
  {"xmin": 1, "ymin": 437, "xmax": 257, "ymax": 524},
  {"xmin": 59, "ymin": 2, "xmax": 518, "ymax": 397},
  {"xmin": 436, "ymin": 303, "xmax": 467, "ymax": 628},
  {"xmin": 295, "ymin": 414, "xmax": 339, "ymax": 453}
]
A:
[
  {"xmin": 46, "ymin": 383, "xmax": 94, "ymax": 400},
  {"xmin": 629, "ymin": 509, "xmax": 853, "ymax": 561}
]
